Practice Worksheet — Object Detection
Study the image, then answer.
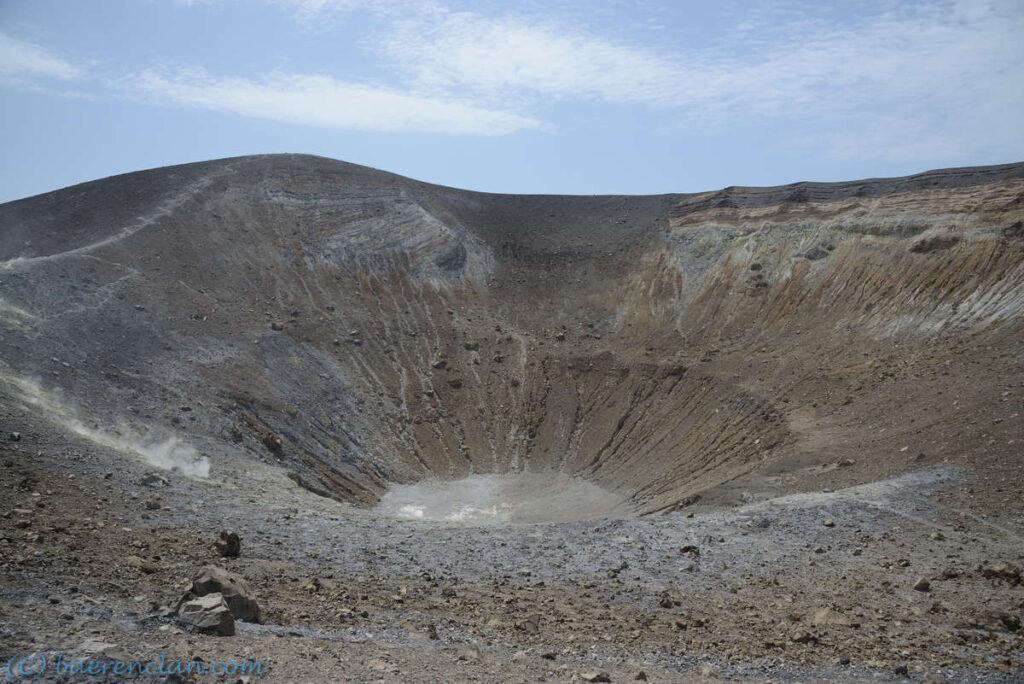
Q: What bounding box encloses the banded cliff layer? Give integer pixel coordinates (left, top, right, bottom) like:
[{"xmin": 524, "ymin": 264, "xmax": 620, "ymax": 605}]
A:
[{"xmin": 1, "ymin": 155, "xmax": 1021, "ymax": 515}]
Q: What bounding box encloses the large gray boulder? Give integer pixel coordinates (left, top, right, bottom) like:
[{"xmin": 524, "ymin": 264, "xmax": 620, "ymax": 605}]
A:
[
  {"xmin": 181, "ymin": 566, "xmax": 261, "ymax": 623},
  {"xmin": 177, "ymin": 593, "xmax": 235, "ymax": 636}
]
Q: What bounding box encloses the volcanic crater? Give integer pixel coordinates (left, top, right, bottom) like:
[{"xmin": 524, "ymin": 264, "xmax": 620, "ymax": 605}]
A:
[
  {"xmin": 1, "ymin": 155, "xmax": 1023, "ymax": 681},
  {"xmin": 4, "ymin": 155, "xmax": 1022, "ymax": 516}
]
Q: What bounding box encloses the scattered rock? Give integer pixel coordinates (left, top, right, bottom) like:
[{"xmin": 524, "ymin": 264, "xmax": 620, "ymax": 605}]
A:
[
  {"xmin": 177, "ymin": 593, "xmax": 235, "ymax": 636},
  {"xmin": 215, "ymin": 531, "xmax": 241, "ymax": 558},
  {"xmin": 823, "ymin": 519, "xmax": 835, "ymax": 527},
  {"xmin": 959, "ymin": 611, "xmax": 1022, "ymax": 632},
  {"xmin": 980, "ymin": 562, "xmax": 1021, "ymax": 584},
  {"xmin": 910, "ymin": 235, "xmax": 960, "ymax": 253},
  {"xmin": 261, "ymin": 432, "xmax": 284, "ymax": 453},
  {"xmin": 913, "ymin": 577, "xmax": 931, "ymax": 592},
  {"xmin": 580, "ymin": 673, "xmax": 611, "ymax": 683},
  {"xmin": 520, "ymin": 613, "xmax": 541, "ymax": 634},
  {"xmin": 812, "ymin": 607, "xmax": 852, "ymax": 626},
  {"xmin": 801, "ymin": 246, "xmax": 830, "ymax": 260},
  {"xmin": 8, "ymin": 432, "xmax": 20, "ymax": 442},
  {"xmin": 78, "ymin": 639, "xmax": 128, "ymax": 659},
  {"xmin": 144, "ymin": 496, "xmax": 161, "ymax": 510},
  {"xmin": 1002, "ymin": 220, "xmax": 1024, "ymax": 240},
  {"xmin": 269, "ymin": 322, "xmax": 284, "ymax": 331},
  {"xmin": 126, "ymin": 555, "xmax": 159, "ymax": 574},
  {"xmin": 141, "ymin": 473, "xmax": 169, "ymax": 488},
  {"xmin": 791, "ymin": 630, "xmax": 818, "ymax": 644}
]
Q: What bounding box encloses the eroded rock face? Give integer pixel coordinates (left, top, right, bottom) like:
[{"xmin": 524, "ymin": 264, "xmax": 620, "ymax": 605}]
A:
[{"xmin": 0, "ymin": 154, "xmax": 1021, "ymax": 515}]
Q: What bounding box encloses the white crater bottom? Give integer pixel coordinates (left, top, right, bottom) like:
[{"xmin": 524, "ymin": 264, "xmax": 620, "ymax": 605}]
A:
[{"xmin": 374, "ymin": 473, "xmax": 630, "ymax": 524}]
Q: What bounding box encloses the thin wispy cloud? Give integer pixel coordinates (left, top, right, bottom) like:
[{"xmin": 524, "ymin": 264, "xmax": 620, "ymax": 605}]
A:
[
  {"xmin": 384, "ymin": 2, "xmax": 1023, "ymax": 117},
  {"xmin": 372, "ymin": 0, "xmax": 1024, "ymax": 156},
  {"xmin": 122, "ymin": 68, "xmax": 544, "ymax": 135},
  {"xmin": 0, "ymin": 32, "xmax": 84, "ymax": 83}
]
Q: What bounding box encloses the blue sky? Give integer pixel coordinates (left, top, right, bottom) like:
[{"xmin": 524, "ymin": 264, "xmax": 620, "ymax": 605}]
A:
[{"xmin": 1, "ymin": 0, "xmax": 1022, "ymax": 202}]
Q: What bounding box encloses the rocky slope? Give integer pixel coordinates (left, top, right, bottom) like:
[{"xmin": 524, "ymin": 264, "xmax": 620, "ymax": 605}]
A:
[{"xmin": 1, "ymin": 155, "xmax": 1021, "ymax": 513}]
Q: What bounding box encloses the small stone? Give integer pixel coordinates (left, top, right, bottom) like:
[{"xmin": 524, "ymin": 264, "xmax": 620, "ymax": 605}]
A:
[
  {"xmin": 823, "ymin": 519, "xmax": 835, "ymax": 527},
  {"xmin": 581, "ymin": 673, "xmax": 611, "ymax": 683},
  {"xmin": 913, "ymin": 577, "xmax": 931, "ymax": 592},
  {"xmin": 635, "ymin": 673, "xmax": 648, "ymax": 681},
  {"xmin": 78, "ymin": 639, "xmax": 128, "ymax": 659},
  {"xmin": 144, "ymin": 496, "xmax": 161, "ymax": 510},
  {"xmin": 981, "ymin": 562, "xmax": 1021, "ymax": 583},
  {"xmin": 141, "ymin": 473, "xmax": 169, "ymax": 488},
  {"xmin": 215, "ymin": 531, "xmax": 241, "ymax": 558},
  {"xmin": 791, "ymin": 630, "xmax": 817, "ymax": 644},
  {"xmin": 9, "ymin": 432, "xmax": 21, "ymax": 442},
  {"xmin": 270, "ymin": 322, "xmax": 284, "ymax": 331},
  {"xmin": 520, "ymin": 613, "xmax": 541, "ymax": 634},
  {"xmin": 812, "ymin": 608, "xmax": 852, "ymax": 626},
  {"xmin": 126, "ymin": 555, "xmax": 159, "ymax": 574}
]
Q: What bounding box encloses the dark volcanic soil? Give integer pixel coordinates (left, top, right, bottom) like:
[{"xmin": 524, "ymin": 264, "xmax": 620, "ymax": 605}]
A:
[{"xmin": 0, "ymin": 155, "xmax": 1022, "ymax": 682}]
